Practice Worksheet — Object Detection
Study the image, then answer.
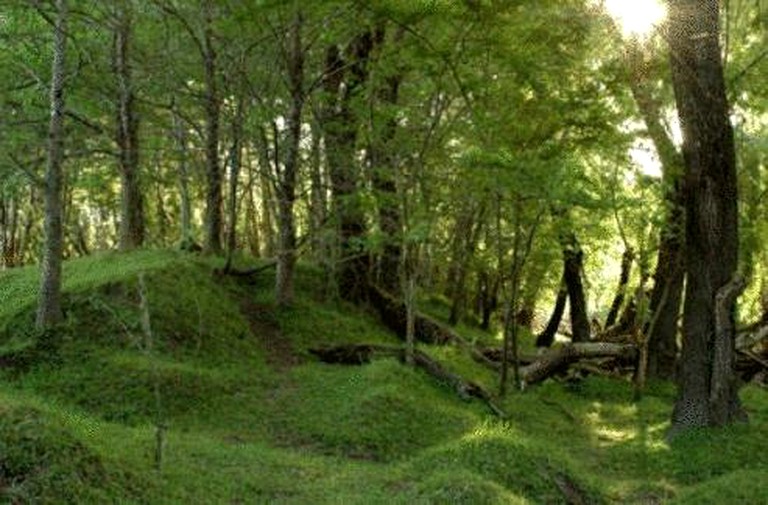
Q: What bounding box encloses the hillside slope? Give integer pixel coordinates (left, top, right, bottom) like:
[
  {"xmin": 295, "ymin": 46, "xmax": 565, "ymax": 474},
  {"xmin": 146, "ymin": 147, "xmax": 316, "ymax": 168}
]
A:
[{"xmin": 1, "ymin": 250, "xmax": 767, "ymax": 504}]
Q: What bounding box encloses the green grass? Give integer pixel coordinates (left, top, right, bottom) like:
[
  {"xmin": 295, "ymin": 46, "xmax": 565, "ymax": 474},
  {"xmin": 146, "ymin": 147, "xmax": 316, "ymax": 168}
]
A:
[{"xmin": 1, "ymin": 248, "xmax": 767, "ymax": 503}]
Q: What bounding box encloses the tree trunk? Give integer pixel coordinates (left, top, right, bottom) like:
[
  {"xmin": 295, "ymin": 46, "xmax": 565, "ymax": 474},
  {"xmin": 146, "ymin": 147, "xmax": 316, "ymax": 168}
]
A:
[
  {"xmin": 447, "ymin": 203, "xmax": 486, "ymax": 326},
  {"xmin": 171, "ymin": 102, "xmax": 193, "ymax": 247},
  {"xmin": 275, "ymin": 12, "xmax": 304, "ymax": 308},
  {"xmin": 320, "ymin": 32, "xmax": 377, "ymax": 302},
  {"xmin": 668, "ymin": 0, "xmax": 745, "ymax": 432},
  {"xmin": 202, "ymin": 3, "xmax": 222, "ymax": 255},
  {"xmin": 365, "ymin": 25, "xmax": 404, "ymax": 294},
  {"xmin": 562, "ymin": 233, "xmax": 590, "ymax": 343},
  {"xmin": 224, "ymin": 96, "xmax": 245, "ymax": 271},
  {"xmin": 605, "ymin": 248, "xmax": 634, "ymax": 329},
  {"xmin": 114, "ymin": 2, "xmax": 145, "ymax": 251},
  {"xmin": 536, "ymin": 275, "xmax": 567, "ymax": 348},
  {"xmin": 626, "ymin": 42, "xmax": 685, "ymax": 381},
  {"xmin": 36, "ymin": 0, "xmax": 67, "ymax": 329}
]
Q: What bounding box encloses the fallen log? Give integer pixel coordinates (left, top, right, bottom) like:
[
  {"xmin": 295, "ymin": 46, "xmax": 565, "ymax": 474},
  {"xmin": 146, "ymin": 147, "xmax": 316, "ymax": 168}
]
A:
[
  {"xmin": 519, "ymin": 342, "xmax": 638, "ymax": 386},
  {"xmin": 309, "ymin": 343, "xmax": 506, "ymax": 418},
  {"xmin": 368, "ymin": 286, "xmax": 499, "ymax": 372}
]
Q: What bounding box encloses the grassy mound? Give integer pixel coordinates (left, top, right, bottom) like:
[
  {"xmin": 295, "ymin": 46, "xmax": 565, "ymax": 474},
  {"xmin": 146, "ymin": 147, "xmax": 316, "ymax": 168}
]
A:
[
  {"xmin": 404, "ymin": 423, "xmax": 602, "ymax": 504},
  {"xmin": 268, "ymin": 359, "xmax": 479, "ymax": 461},
  {"xmin": 407, "ymin": 469, "xmax": 529, "ymax": 504},
  {"xmin": 0, "ymin": 405, "xmax": 140, "ymax": 504},
  {"xmin": 670, "ymin": 469, "xmax": 768, "ymax": 504}
]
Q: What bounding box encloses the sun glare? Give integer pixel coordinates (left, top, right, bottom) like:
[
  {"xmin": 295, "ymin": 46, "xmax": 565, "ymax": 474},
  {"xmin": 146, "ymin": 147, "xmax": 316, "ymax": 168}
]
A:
[{"xmin": 603, "ymin": 0, "xmax": 667, "ymax": 39}]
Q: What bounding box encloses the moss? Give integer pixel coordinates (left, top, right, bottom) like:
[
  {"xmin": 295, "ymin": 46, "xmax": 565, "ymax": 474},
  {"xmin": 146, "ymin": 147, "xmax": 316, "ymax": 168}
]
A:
[{"xmin": 0, "ymin": 406, "xmax": 142, "ymax": 504}]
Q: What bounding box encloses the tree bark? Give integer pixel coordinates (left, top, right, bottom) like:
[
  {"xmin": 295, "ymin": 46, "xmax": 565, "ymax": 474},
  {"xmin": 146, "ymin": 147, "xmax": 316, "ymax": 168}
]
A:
[
  {"xmin": 626, "ymin": 43, "xmax": 685, "ymax": 381},
  {"xmin": 320, "ymin": 32, "xmax": 377, "ymax": 301},
  {"xmin": 114, "ymin": 2, "xmax": 145, "ymax": 251},
  {"xmin": 171, "ymin": 102, "xmax": 193, "ymax": 247},
  {"xmin": 224, "ymin": 96, "xmax": 245, "ymax": 271},
  {"xmin": 668, "ymin": 0, "xmax": 745, "ymax": 432},
  {"xmin": 561, "ymin": 233, "xmax": 590, "ymax": 343},
  {"xmin": 36, "ymin": 0, "xmax": 68, "ymax": 329},
  {"xmin": 275, "ymin": 12, "xmax": 305, "ymax": 308},
  {"xmin": 536, "ymin": 275, "xmax": 567, "ymax": 348},
  {"xmin": 605, "ymin": 248, "xmax": 634, "ymax": 329},
  {"xmin": 202, "ymin": 2, "xmax": 222, "ymax": 255}
]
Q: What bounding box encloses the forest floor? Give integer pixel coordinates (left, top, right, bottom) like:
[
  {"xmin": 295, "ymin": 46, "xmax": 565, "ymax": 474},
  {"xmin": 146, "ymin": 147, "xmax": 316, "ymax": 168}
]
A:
[{"xmin": 1, "ymin": 249, "xmax": 767, "ymax": 504}]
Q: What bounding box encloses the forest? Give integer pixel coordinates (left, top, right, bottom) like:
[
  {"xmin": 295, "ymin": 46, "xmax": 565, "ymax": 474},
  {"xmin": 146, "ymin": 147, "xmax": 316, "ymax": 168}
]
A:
[{"xmin": 1, "ymin": 0, "xmax": 767, "ymax": 503}]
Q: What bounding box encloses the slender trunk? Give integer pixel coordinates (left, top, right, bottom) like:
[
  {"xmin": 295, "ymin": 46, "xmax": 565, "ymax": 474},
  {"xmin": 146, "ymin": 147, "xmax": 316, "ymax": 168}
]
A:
[
  {"xmin": 477, "ymin": 269, "xmax": 499, "ymax": 331},
  {"xmin": 448, "ymin": 203, "xmax": 486, "ymax": 325},
  {"xmin": 172, "ymin": 104, "xmax": 193, "ymax": 246},
  {"xmin": 668, "ymin": 0, "xmax": 744, "ymax": 432},
  {"xmin": 245, "ymin": 158, "xmax": 261, "ymax": 256},
  {"xmin": 275, "ymin": 12, "xmax": 304, "ymax": 308},
  {"xmin": 114, "ymin": 3, "xmax": 144, "ymax": 250},
  {"xmin": 308, "ymin": 119, "xmax": 326, "ymax": 259},
  {"xmin": 202, "ymin": 4, "xmax": 222, "ymax": 255},
  {"xmin": 224, "ymin": 97, "xmax": 245, "ymax": 270},
  {"xmin": 36, "ymin": 0, "xmax": 67, "ymax": 329}
]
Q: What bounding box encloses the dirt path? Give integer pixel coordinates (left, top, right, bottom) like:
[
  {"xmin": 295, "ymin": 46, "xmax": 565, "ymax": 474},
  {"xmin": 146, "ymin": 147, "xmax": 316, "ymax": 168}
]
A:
[{"xmin": 237, "ymin": 298, "xmax": 301, "ymax": 371}]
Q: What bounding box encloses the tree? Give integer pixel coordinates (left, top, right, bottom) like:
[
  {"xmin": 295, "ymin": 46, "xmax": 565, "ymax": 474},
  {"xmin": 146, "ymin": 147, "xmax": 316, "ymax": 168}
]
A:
[
  {"xmin": 113, "ymin": 0, "xmax": 145, "ymax": 250},
  {"xmin": 668, "ymin": 0, "xmax": 745, "ymax": 431},
  {"xmin": 36, "ymin": 0, "xmax": 68, "ymax": 329},
  {"xmin": 274, "ymin": 10, "xmax": 305, "ymax": 307}
]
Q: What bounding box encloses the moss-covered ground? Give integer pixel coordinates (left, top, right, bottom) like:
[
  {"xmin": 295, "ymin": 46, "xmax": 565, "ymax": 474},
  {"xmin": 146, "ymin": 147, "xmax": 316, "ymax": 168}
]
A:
[{"xmin": 1, "ymin": 249, "xmax": 766, "ymax": 503}]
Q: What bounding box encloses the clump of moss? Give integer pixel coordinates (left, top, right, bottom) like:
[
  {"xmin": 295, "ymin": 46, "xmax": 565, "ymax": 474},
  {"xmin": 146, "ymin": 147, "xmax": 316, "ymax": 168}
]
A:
[{"xmin": 0, "ymin": 406, "xmax": 141, "ymax": 504}]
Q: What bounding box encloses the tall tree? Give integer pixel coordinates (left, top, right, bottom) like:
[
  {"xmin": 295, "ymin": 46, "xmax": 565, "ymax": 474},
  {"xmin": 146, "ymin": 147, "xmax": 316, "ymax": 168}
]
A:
[
  {"xmin": 669, "ymin": 0, "xmax": 745, "ymax": 431},
  {"xmin": 36, "ymin": 0, "xmax": 68, "ymax": 329},
  {"xmin": 275, "ymin": 10, "xmax": 305, "ymax": 307},
  {"xmin": 113, "ymin": 0, "xmax": 145, "ymax": 250}
]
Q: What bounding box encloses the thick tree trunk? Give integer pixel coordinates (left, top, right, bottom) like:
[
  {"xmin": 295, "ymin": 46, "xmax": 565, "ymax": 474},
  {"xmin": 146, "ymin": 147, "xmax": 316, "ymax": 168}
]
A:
[
  {"xmin": 36, "ymin": 0, "xmax": 67, "ymax": 329},
  {"xmin": 536, "ymin": 276, "xmax": 567, "ymax": 348},
  {"xmin": 369, "ymin": 26, "xmax": 403, "ymax": 294},
  {"xmin": 114, "ymin": 3, "xmax": 144, "ymax": 251},
  {"xmin": 668, "ymin": 0, "xmax": 745, "ymax": 432},
  {"xmin": 320, "ymin": 32, "xmax": 377, "ymax": 302},
  {"xmin": 561, "ymin": 233, "xmax": 590, "ymax": 343},
  {"xmin": 275, "ymin": 13, "xmax": 304, "ymax": 308}
]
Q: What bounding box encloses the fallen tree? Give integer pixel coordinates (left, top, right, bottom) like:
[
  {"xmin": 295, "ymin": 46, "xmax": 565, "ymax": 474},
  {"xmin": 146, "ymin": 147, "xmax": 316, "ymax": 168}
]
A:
[
  {"xmin": 519, "ymin": 342, "xmax": 637, "ymax": 385},
  {"xmin": 368, "ymin": 286, "xmax": 499, "ymax": 371}
]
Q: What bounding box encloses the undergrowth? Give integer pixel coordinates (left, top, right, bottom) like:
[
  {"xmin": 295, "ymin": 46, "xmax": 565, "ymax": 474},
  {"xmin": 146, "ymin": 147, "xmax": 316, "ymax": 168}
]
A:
[{"xmin": 1, "ymin": 249, "xmax": 766, "ymax": 503}]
